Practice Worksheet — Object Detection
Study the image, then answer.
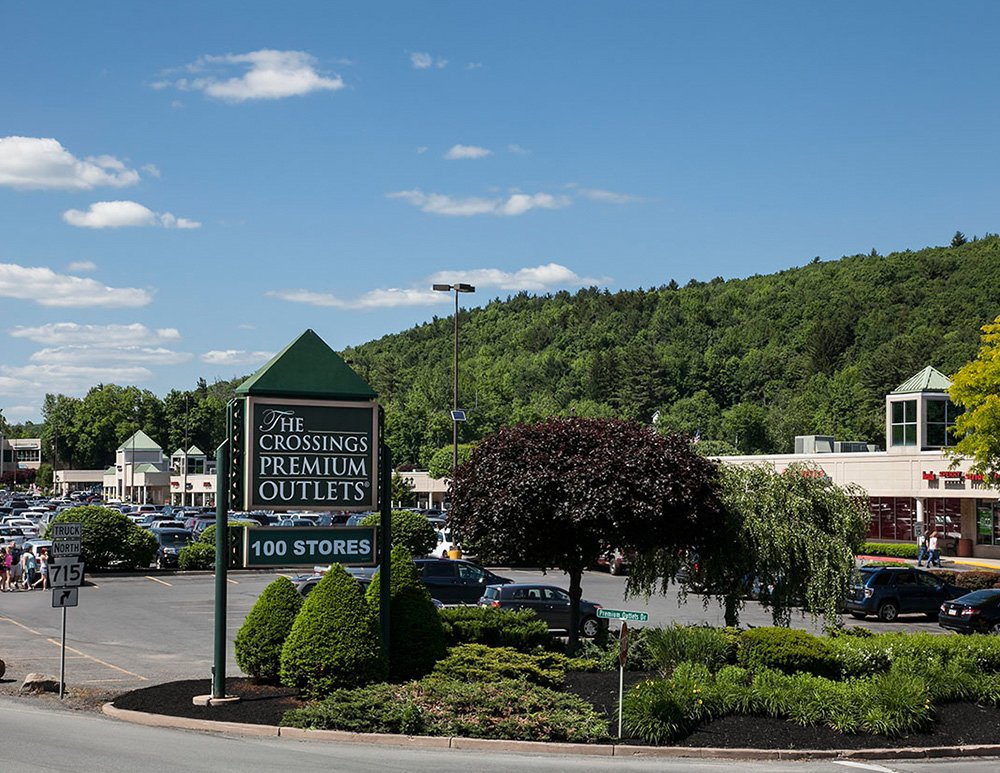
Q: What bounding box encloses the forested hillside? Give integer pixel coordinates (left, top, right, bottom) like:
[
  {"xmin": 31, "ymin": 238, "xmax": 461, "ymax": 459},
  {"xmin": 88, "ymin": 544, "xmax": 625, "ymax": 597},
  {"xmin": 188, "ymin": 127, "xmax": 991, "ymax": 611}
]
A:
[
  {"xmin": 19, "ymin": 236, "xmax": 1000, "ymax": 472},
  {"xmin": 344, "ymin": 237, "xmax": 1000, "ymax": 466}
]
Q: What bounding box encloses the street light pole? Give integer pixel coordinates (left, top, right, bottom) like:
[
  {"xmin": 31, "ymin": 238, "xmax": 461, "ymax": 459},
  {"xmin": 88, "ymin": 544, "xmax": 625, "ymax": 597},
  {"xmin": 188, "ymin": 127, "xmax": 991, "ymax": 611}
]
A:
[{"xmin": 432, "ymin": 282, "xmax": 475, "ymax": 479}]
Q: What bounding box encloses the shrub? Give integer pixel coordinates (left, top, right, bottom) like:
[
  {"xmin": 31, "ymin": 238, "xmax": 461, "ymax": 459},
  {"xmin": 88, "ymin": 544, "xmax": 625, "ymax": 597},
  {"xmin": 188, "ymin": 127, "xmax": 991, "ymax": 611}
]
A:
[
  {"xmin": 360, "ymin": 510, "xmax": 436, "ymax": 557},
  {"xmin": 861, "ymin": 542, "xmax": 919, "ymax": 559},
  {"xmin": 279, "ymin": 564, "xmax": 387, "ymax": 698},
  {"xmin": 622, "ymin": 664, "xmax": 714, "ymax": 744},
  {"xmin": 281, "ymin": 677, "xmax": 610, "ymax": 743},
  {"xmin": 364, "ymin": 545, "xmax": 447, "ymax": 681},
  {"xmin": 198, "ymin": 521, "xmax": 256, "ymax": 545},
  {"xmin": 644, "ymin": 624, "xmax": 738, "ymax": 675},
  {"xmin": 431, "ymin": 644, "xmax": 568, "ymax": 688},
  {"xmin": 45, "ymin": 506, "xmax": 156, "ymax": 570},
  {"xmin": 438, "ymin": 606, "xmax": 552, "ymax": 651},
  {"xmin": 235, "ymin": 576, "xmax": 303, "ymax": 683},
  {"xmin": 574, "ymin": 625, "xmax": 657, "ymax": 671},
  {"xmin": 177, "ymin": 542, "xmax": 215, "ymax": 570},
  {"xmin": 927, "ymin": 569, "xmax": 1000, "ymax": 591},
  {"xmin": 737, "ymin": 627, "xmax": 839, "ymax": 679}
]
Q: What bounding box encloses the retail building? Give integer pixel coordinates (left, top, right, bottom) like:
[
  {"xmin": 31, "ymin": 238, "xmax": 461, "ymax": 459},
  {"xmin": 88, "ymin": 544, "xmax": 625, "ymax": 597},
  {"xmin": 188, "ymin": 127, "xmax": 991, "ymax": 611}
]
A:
[{"xmin": 718, "ymin": 367, "xmax": 1000, "ymax": 559}]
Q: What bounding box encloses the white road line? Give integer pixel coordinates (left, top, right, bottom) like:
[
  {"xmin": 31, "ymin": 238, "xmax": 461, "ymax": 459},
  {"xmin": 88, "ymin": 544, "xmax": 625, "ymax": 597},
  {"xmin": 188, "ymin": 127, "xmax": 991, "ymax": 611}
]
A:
[
  {"xmin": 832, "ymin": 761, "xmax": 898, "ymax": 773},
  {"xmin": 144, "ymin": 575, "xmax": 173, "ymax": 587},
  {"xmin": 45, "ymin": 639, "xmax": 148, "ymax": 680}
]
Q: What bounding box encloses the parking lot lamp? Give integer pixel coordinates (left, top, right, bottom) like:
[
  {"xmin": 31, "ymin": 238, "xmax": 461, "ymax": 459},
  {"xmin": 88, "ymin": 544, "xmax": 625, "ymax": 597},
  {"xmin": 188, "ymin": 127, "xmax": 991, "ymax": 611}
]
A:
[{"xmin": 432, "ymin": 282, "xmax": 475, "ymax": 479}]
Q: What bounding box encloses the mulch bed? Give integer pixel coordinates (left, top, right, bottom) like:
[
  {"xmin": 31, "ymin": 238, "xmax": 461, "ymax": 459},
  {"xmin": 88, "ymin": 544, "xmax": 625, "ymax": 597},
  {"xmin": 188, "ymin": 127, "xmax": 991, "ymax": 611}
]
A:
[{"xmin": 112, "ymin": 673, "xmax": 1000, "ymax": 750}]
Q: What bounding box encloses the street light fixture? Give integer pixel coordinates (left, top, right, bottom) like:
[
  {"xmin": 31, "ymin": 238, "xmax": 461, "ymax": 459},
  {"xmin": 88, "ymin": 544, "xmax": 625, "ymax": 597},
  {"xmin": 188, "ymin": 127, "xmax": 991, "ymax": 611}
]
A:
[{"xmin": 432, "ymin": 282, "xmax": 476, "ymax": 485}]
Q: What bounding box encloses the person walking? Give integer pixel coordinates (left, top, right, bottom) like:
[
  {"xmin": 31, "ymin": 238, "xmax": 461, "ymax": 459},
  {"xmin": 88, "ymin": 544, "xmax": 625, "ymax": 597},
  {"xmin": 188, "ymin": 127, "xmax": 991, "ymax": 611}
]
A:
[
  {"xmin": 31, "ymin": 547, "xmax": 49, "ymax": 590},
  {"xmin": 916, "ymin": 528, "xmax": 928, "ymax": 566},
  {"xmin": 0, "ymin": 546, "xmax": 9, "ymax": 591},
  {"xmin": 21, "ymin": 545, "xmax": 37, "ymax": 590},
  {"xmin": 928, "ymin": 530, "xmax": 941, "ymax": 568},
  {"xmin": 9, "ymin": 542, "xmax": 23, "ymax": 590}
]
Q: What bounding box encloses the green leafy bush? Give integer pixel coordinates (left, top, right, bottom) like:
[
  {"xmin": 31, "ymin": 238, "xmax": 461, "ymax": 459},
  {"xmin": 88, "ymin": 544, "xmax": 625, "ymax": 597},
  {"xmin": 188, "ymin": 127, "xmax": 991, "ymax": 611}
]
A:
[
  {"xmin": 281, "ymin": 677, "xmax": 609, "ymax": 743},
  {"xmin": 197, "ymin": 521, "xmax": 256, "ymax": 545},
  {"xmin": 861, "ymin": 542, "xmax": 919, "ymax": 559},
  {"xmin": 927, "ymin": 569, "xmax": 1000, "ymax": 591},
  {"xmin": 45, "ymin": 506, "xmax": 156, "ymax": 570},
  {"xmin": 431, "ymin": 644, "xmax": 568, "ymax": 688},
  {"xmin": 737, "ymin": 627, "xmax": 839, "ymax": 679},
  {"xmin": 360, "ymin": 510, "xmax": 436, "ymax": 557},
  {"xmin": 622, "ymin": 663, "xmax": 714, "ymax": 743},
  {"xmin": 438, "ymin": 606, "xmax": 552, "ymax": 651},
  {"xmin": 279, "ymin": 564, "xmax": 387, "ymax": 698},
  {"xmin": 574, "ymin": 625, "xmax": 656, "ymax": 671},
  {"xmin": 177, "ymin": 542, "xmax": 215, "ymax": 570},
  {"xmin": 364, "ymin": 545, "xmax": 447, "ymax": 681},
  {"xmin": 645, "ymin": 624, "xmax": 738, "ymax": 675},
  {"xmin": 235, "ymin": 576, "xmax": 303, "ymax": 683}
]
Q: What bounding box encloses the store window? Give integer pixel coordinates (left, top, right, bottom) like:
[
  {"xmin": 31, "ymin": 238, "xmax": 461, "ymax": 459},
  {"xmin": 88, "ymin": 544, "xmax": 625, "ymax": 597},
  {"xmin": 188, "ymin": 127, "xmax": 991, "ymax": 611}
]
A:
[
  {"xmin": 867, "ymin": 497, "xmax": 916, "ymax": 542},
  {"xmin": 925, "ymin": 498, "xmax": 963, "ymax": 542},
  {"xmin": 976, "ymin": 501, "xmax": 1000, "ymax": 546},
  {"xmin": 891, "ymin": 400, "xmax": 917, "ymax": 446},
  {"xmin": 925, "ymin": 399, "xmax": 961, "ymax": 448}
]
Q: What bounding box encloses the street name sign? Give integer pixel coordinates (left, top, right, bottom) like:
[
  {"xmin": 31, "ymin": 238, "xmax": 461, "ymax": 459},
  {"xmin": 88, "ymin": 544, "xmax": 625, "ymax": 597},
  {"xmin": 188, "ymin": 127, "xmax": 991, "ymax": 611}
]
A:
[
  {"xmin": 52, "ymin": 588, "xmax": 79, "ymax": 608},
  {"xmin": 242, "ymin": 397, "xmax": 379, "ymax": 511},
  {"xmin": 49, "ymin": 559, "xmax": 85, "ymax": 589},
  {"xmin": 597, "ymin": 608, "xmax": 649, "ymax": 622},
  {"xmin": 51, "ymin": 540, "xmax": 82, "ymax": 558},
  {"xmin": 242, "ymin": 526, "xmax": 377, "ymax": 568}
]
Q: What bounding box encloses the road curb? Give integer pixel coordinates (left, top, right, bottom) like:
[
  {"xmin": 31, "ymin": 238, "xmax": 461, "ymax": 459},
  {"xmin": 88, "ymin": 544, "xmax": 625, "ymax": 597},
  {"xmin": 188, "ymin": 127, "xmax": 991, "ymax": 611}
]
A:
[{"xmin": 101, "ymin": 703, "xmax": 1000, "ymax": 759}]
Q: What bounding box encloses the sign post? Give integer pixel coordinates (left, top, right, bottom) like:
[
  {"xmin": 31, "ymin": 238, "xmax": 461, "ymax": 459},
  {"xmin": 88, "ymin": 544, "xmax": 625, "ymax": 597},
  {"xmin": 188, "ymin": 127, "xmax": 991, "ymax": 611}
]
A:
[
  {"xmin": 205, "ymin": 330, "xmax": 386, "ymax": 704},
  {"xmin": 618, "ymin": 621, "xmax": 629, "ymax": 738},
  {"xmin": 50, "ymin": 523, "xmax": 82, "ymax": 700}
]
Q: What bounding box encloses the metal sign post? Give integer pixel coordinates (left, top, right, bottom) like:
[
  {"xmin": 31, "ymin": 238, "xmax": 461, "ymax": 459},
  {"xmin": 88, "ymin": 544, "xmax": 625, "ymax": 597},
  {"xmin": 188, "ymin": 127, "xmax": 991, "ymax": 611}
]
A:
[
  {"xmin": 50, "ymin": 523, "xmax": 82, "ymax": 700},
  {"xmin": 618, "ymin": 621, "xmax": 629, "ymax": 738}
]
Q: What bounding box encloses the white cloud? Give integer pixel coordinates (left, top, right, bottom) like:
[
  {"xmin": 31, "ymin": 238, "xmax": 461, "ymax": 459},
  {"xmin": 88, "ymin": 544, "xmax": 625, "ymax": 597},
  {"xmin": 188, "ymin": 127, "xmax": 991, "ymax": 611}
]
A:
[
  {"xmin": 162, "ymin": 49, "xmax": 343, "ymax": 103},
  {"xmin": 200, "ymin": 350, "xmax": 274, "ymax": 366},
  {"xmin": 266, "ymin": 287, "xmax": 442, "ymax": 309},
  {"xmin": 410, "ymin": 52, "xmax": 447, "ymax": 70},
  {"xmin": 444, "ymin": 144, "xmax": 492, "ymax": 160},
  {"xmin": 0, "ymin": 363, "xmax": 155, "ymax": 397},
  {"xmin": 29, "ymin": 346, "xmax": 192, "ymax": 366},
  {"xmin": 269, "ymin": 263, "xmax": 609, "ymax": 310},
  {"xmin": 10, "ymin": 322, "xmax": 180, "ymax": 346},
  {"xmin": 573, "ymin": 186, "xmax": 641, "ymax": 204},
  {"xmin": 508, "ymin": 144, "xmax": 529, "ymax": 155},
  {"xmin": 62, "ymin": 201, "xmax": 201, "ymax": 229},
  {"xmin": 387, "ymin": 189, "xmax": 570, "ymax": 217},
  {"xmin": 141, "ymin": 163, "xmax": 161, "ymax": 178},
  {"xmin": 466, "ymin": 62, "xmax": 483, "ymax": 70},
  {"xmin": 67, "ymin": 260, "xmax": 97, "ymax": 273},
  {"xmin": 0, "ymin": 404, "xmax": 39, "ymax": 422},
  {"xmin": 0, "ymin": 136, "xmax": 140, "ymax": 190},
  {"xmin": 0, "ymin": 263, "xmax": 152, "ymax": 308},
  {"xmin": 428, "ymin": 263, "xmax": 607, "ymax": 292},
  {"xmin": 416, "ymin": 146, "xmax": 428, "ymax": 154}
]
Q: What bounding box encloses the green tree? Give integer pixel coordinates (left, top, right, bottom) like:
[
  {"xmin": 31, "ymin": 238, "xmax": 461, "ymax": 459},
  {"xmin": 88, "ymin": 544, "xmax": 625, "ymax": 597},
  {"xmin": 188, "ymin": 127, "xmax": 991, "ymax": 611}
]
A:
[
  {"xmin": 279, "ymin": 564, "xmax": 387, "ymax": 697},
  {"xmin": 45, "ymin": 506, "xmax": 157, "ymax": 570},
  {"xmin": 425, "ymin": 443, "xmax": 476, "ymax": 479},
  {"xmin": 390, "ymin": 471, "xmax": 416, "ymax": 507},
  {"xmin": 951, "ymin": 231, "xmax": 967, "ymax": 247},
  {"xmin": 949, "ymin": 314, "xmax": 1000, "ymax": 479},
  {"xmin": 235, "ymin": 576, "xmax": 302, "ymax": 683},
  {"xmin": 671, "ymin": 463, "xmax": 869, "ymax": 628},
  {"xmin": 365, "ymin": 545, "xmax": 447, "ymax": 681},
  {"xmin": 450, "ymin": 417, "xmax": 723, "ymax": 652},
  {"xmin": 360, "ymin": 510, "xmax": 436, "ymax": 557}
]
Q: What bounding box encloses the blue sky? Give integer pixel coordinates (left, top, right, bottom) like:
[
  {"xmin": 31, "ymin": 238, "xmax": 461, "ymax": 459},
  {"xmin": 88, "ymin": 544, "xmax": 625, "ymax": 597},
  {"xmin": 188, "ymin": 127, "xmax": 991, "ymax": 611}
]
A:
[{"xmin": 2, "ymin": 1, "xmax": 999, "ymax": 424}]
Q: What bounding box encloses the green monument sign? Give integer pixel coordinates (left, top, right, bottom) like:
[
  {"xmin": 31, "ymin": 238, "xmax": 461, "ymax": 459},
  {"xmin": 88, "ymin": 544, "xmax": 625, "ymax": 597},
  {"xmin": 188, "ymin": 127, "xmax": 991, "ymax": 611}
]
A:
[{"xmin": 243, "ymin": 526, "xmax": 376, "ymax": 568}]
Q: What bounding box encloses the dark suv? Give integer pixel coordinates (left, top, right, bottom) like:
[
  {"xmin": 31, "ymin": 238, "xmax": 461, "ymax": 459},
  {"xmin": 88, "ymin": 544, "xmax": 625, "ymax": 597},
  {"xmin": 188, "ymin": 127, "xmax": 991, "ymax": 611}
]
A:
[
  {"xmin": 479, "ymin": 583, "xmax": 607, "ymax": 637},
  {"xmin": 845, "ymin": 566, "xmax": 967, "ymax": 622},
  {"xmin": 412, "ymin": 558, "xmax": 512, "ymax": 604}
]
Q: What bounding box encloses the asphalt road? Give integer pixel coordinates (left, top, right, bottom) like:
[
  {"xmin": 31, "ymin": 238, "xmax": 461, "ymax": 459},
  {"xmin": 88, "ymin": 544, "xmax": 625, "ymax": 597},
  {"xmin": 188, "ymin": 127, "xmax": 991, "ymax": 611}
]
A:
[{"xmin": 0, "ymin": 567, "xmax": 948, "ymax": 693}]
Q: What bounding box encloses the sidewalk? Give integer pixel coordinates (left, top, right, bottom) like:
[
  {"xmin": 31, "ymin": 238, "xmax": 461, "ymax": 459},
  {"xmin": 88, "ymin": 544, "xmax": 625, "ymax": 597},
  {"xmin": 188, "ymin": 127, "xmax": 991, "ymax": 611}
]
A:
[{"xmin": 858, "ymin": 554, "xmax": 1000, "ymax": 572}]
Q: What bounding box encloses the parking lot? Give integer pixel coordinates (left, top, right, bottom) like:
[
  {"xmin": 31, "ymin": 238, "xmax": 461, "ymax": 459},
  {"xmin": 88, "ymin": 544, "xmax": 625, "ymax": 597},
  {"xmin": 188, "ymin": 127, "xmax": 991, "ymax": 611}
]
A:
[{"xmin": 0, "ymin": 566, "xmax": 951, "ymax": 696}]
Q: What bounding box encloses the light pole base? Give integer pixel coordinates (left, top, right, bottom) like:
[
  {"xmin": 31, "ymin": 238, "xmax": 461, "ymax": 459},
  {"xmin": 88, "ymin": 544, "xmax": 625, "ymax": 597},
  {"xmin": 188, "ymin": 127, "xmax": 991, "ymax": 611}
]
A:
[{"xmin": 192, "ymin": 694, "xmax": 241, "ymax": 707}]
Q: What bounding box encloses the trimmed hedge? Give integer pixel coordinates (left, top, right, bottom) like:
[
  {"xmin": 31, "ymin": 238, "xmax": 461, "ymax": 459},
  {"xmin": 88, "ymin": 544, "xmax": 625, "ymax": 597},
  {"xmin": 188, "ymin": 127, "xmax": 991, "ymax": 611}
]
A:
[
  {"xmin": 279, "ymin": 564, "xmax": 387, "ymax": 698},
  {"xmin": 737, "ymin": 627, "xmax": 839, "ymax": 679},
  {"xmin": 438, "ymin": 606, "xmax": 552, "ymax": 651},
  {"xmin": 235, "ymin": 576, "xmax": 303, "ymax": 683},
  {"xmin": 281, "ymin": 676, "xmax": 610, "ymax": 742},
  {"xmin": 927, "ymin": 569, "xmax": 1000, "ymax": 591},
  {"xmin": 861, "ymin": 542, "xmax": 919, "ymax": 559},
  {"xmin": 364, "ymin": 545, "xmax": 447, "ymax": 681},
  {"xmin": 177, "ymin": 542, "xmax": 214, "ymax": 570}
]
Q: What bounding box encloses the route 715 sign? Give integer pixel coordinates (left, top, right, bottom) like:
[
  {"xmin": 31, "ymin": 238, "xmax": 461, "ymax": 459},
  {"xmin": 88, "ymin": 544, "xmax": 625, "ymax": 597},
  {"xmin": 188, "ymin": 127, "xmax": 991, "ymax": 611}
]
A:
[{"xmin": 49, "ymin": 559, "xmax": 85, "ymax": 589}]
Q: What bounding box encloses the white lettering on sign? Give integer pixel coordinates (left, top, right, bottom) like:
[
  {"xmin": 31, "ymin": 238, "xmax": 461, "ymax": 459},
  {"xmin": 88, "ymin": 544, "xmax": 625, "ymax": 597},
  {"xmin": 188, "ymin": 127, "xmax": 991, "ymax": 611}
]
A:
[
  {"xmin": 249, "ymin": 538, "xmax": 371, "ymax": 559},
  {"xmin": 257, "ymin": 479, "xmax": 369, "ymax": 503}
]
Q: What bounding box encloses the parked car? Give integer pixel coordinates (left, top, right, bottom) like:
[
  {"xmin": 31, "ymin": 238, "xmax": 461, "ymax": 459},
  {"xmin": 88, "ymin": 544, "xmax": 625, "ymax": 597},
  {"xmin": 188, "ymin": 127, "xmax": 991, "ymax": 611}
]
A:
[
  {"xmin": 0, "ymin": 525, "xmax": 27, "ymax": 546},
  {"xmin": 479, "ymin": 583, "xmax": 608, "ymax": 637},
  {"xmin": 938, "ymin": 589, "xmax": 1000, "ymax": 634},
  {"xmin": 845, "ymin": 566, "xmax": 968, "ymax": 622},
  {"xmin": 150, "ymin": 528, "xmax": 194, "ymax": 569},
  {"xmin": 412, "ymin": 558, "xmax": 512, "ymax": 604},
  {"xmin": 596, "ymin": 547, "xmax": 631, "ymax": 576}
]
